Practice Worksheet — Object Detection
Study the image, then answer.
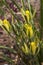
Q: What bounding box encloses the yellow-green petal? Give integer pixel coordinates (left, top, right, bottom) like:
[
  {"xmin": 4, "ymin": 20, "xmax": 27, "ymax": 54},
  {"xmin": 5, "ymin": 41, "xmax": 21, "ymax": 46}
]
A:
[{"xmin": 3, "ymin": 19, "xmax": 12, "ymax": 32}]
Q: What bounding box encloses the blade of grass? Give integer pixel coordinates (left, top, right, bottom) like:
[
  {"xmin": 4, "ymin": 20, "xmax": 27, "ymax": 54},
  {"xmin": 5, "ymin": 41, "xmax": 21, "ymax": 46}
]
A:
[
  {"xmin": 0, "ymin": 54, "xmax": 15, "ymax": 64},
  {"xmin": 0, "ymin": 46, "xmax": 17, "ymax": 54}
]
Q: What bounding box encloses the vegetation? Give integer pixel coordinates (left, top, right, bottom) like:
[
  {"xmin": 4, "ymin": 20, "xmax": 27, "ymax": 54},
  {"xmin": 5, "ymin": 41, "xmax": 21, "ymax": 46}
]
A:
[{"xmin": 0, "ymin": 0, "xmax": 43, "ymax": 65}]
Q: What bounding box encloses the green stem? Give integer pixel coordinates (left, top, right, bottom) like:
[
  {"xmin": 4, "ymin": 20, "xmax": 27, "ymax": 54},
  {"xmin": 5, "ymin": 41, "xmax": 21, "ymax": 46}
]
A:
[{"xmin": 21, "ymin": 0, "xmax": 25, "ymax": 10}]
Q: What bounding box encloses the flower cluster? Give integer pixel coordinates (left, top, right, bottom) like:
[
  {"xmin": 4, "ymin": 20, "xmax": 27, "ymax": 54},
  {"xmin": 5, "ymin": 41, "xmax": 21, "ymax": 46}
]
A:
[{"xmin": 0, "ymin": 19, "xmax": 12, "ymax": 32}]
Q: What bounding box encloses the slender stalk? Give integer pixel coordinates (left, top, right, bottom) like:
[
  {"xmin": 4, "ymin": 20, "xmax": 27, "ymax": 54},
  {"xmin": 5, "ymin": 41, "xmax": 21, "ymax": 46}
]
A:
[
  {"xmin": 32, "ymin": 9, "xmax": 36, "ymax": 19},
  {"xmin": 21, "ymin": 0, "xmax": 25, "ymax": 10}
]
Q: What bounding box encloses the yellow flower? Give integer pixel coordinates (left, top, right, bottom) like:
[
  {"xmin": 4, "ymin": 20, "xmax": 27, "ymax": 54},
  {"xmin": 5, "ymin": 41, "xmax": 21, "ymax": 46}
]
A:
[
  {"xmin": 29, "ymin": 28, "xmax": 33, "ymax": 37},
  {"xmin": 30, "ymin": 42, "xmax": 37, "ymax": 55},
  {"xmin": 25, "ymin": 10, "xmax": 30, "ymax": 21},
  {"xmin": 24, "ymin": 23, "xmax": 33, "ymax": 37},
  {"xmin": 21, "ymin": 9, "xmax": 30, "ymax": 16},
  {"xmin": 25, "ymin": 10, "xmax": 30, "ymax": 16},
  {"xmin": 3, "ymin": 19, "xmax": 11, "ymax": 32}
]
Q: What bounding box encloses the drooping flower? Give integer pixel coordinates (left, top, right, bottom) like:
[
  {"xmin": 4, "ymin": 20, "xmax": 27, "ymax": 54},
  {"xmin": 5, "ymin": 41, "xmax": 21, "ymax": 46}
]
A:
[
  {"xmin": 24, "ymin": 23, "xmax": 33, "ymax": 37},
  {"xmin": 3, "ymin": 19, "xmax": 12, "ymax": 32},
  {"xmin": 25, "ymin": 10, "xmax": 30, "ymax": 21},
  {"xmin": 25, "ymin": 10, "xmax": 30, "ymax": 16},
  {"xmin": 30, "ymin": 42, "xmax": 37, "ymax": 55}
]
